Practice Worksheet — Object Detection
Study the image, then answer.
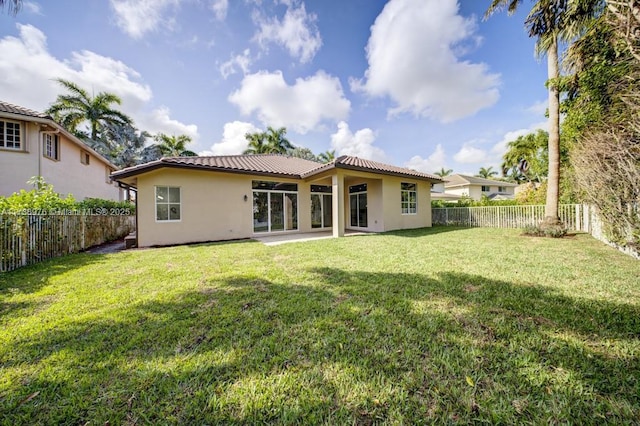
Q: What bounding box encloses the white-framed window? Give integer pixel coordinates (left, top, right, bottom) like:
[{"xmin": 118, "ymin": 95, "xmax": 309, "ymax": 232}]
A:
[
  {"xmin": 0, "ymin": 119, "xmax": 22, "ymax": 150},
  {"xmin": 401, "ymin": 182, "xmax": 417, "ymax": 215},
  {"xmin": 481, "ymin": 185, "xmax": 491, "ymax": 192},
  {"xmin": 43, "ymin": 133, "xmax": 59, "ymax": 160},
  {"xmin": 81, "ymin": 150, "xmax": 90, "ymax": 165},
  {"xmin": 155, "ymin": 186, "xmax": 181, "ymax": 222},
  {"xmin": 498, "ymin": 186, "xmax": 506, "ymax": 192}
]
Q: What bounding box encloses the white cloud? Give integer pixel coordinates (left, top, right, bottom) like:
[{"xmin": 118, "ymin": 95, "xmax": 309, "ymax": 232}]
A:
[
  {"xmin": 200, "ymin": 121, "xmax": 260, "ymax": 155},
  {"xmin": 219, "ymin": 49, "xmax": 253, "ymax": 79},
  {"xmin": 351, "ymin": 0, "xmax": 500, "ymax": 122},
  {"xmin": 23, "ymin": 1, "xmax": 42, "ymax": 15},
  {"xmin": 490, "ymin": 121, "xmax": 547, "ymax": 157},
  {"xmin": 140, "ymin": 107, "xmax": 199, "ymax": 141},
  {"xmin": 228, "ymin": 70, "xmax": 350, "ymax": 134},
  {"xmin": 109, "ymin": 0, "xmax": 180, "ymax": 39},
  {"xmin": 453, "ymin": 143, "xmax": 489, "ymax": 164},
  {"xmin": 405, "ymin": 144, "xmax": 446, "ymax": 173},
  {"xmin": 330, "ymin": 121, "xmax": 388, "ymax": 162},
  {"xmin": 210, "ymin": 0, "xmax": 228, "ymax": 21},
  {"xmin": 0, "ymin": 24, "xmax": 198, "ymax": 143},
  {"xmin": 526, "ymin": 99, "xmax": 547, "ymax": 116},
  {"xmin": 253, "ymin": 1, "xmax": 321, "ymax": 63}
]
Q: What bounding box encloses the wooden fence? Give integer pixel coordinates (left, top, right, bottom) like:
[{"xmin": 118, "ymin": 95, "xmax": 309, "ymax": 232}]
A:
[
  {"xmin": 1, "ymin": 214, "xmax": 135, "ymax": 273},
  {"xmin": 431, "ymin": 204, "xmax": 590, "ymax": 231}
]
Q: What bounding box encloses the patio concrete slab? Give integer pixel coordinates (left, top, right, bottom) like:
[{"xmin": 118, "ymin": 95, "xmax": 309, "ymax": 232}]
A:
[{"xmin": 254, "ymin": 230, "xmax": 370, "ymax": 246}]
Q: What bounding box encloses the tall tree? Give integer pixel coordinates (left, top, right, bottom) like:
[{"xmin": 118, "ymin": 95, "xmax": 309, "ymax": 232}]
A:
[
  {"xmin": 289, "ymin": 147, "xmax": 319, "ymax": 162},
  {"xmin": 486, "ymin": 0, "xmax": 602, "ymax": 230},
  {"xmin": 154, "ymin": 133, "xmax": 197, "ymax": 157},
  {"xmin": 501, "ymin": 130, "xmax": 549, "ymax": 182},
  {"xmin": 434, "ymin": 167, "xmax": 453, "ymax": 177},
  {"xmin": 47, "ymin": 79, "xmax": 132, "ymax": 141},
  {"xmin": 264, "ymin": 126, "xmax": 293, "ymax": 154},
  {"xmin": 0, "ymin": 0, "xmax": 21, "ymax": 15},
  {"xmin": 317, "ymin": 150, "xmax": 336, "ymax": 163},
  {"xmin": 103, "ymin": 123, "xmax": 152, "ymax": 168},
  {"xmin": 477, "ymin": 166, "xmax": 499, "ymax": 179},
  {"xmin": 243, "ymin": 132, "xmax": 269, "ymax": 154}
]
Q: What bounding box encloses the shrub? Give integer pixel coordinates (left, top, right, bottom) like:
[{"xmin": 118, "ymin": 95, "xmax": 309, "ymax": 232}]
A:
[
  {"xmin": 0, "ymin": 177, "xmax": 134, "ymax": 215},
  {"xmin": 522, "ymin": 224, "xmax": 568, "ymax": 238}
]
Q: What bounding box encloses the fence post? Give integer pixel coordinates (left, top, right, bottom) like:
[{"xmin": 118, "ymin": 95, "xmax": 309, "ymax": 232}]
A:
[{"xmin": 81, "ymin": 214, "xmax": 86, "ymax": 251}]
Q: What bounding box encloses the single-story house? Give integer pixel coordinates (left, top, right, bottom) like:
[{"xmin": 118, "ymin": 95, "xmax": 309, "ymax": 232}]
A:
[
  {"xmin": 443, "ymin": 174, "xmax": 518, "ymax": 201},
  {"xmin": 0, "ymin": 100, "xmax": 123, "ymax": 200},
  {"xmin": 111, "ymin": 154, "xmax": 443, "ymax": 247}
]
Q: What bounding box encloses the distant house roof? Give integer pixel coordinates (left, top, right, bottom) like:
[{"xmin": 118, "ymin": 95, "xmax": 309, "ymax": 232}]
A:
[
  {"xmin": 431, "ymin": 192, "xmax": 463, "ymax": 201},
  {"xmin": 0, "ymin": 100, "xmax": 118, "ymax": 169},
  {"xmin": 444, "ymin": 174, "xmax": 518, "ymax": 189},
  {"xmin": 0, "ymin": 100, "xmax": 50, "ymax": 119},
  {"xmin": 111, "ymin": 154, "xmax": 443, "ymax": 184}
]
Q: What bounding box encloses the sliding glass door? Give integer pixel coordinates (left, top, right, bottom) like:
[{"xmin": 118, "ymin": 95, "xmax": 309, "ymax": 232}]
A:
[
  {"xmin": 349, "ymin": 183, "xmax": 367, "ymax": 228},
  {"xmin": 311, "ymin": 185, "xmax": 332, "ymax": 229},
  {"xmin": 252, "ymin": 181, "xmax": 298, "ymax": 233}
]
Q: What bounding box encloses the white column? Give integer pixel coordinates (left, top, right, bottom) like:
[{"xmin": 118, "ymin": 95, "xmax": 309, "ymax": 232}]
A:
[{"xmin": 332, "ymin": 173, "xmax": 345, "ymax": 237}]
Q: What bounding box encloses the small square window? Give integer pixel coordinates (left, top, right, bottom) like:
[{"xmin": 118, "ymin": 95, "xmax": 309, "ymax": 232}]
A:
[
  {"xmin": 156, "ymin": 186, "xmax": 181, "ymax": 221},
  {"xmin": 481, "ymin": 185, "xmax": 491, "ymax": 192}
]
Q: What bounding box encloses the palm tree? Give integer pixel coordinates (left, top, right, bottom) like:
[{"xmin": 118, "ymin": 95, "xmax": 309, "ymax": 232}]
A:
[
  {"xmin": 264, "ymin": 126, "xmax": 293, "ymax": 154},
  {"xmin": 477, "ymin": 166, "xmax": 498, "ymax": 179},
  {"xmin": 317, "ymin": 150, "xmax": 335, "ymax": 163},
  {"xmin": 154, "ymin": 133, "xmax": 197, "ymax": 157},
  {"xmin": 47, "ymin": 79, "xmax": 132, "ymax": 142},
  {"xmin": 502, "ymin": 130, "xmax": 549, "ymax": 182},
  {"xmin": 243, "ymin": 132, "xmax": 269, "ymax": 154},
  {"xmin": 0, "ymin": 0, "xmax": 21, "ymax": 15},
  {"xmin": 485, "ymin": 0, "xmax": 601, "ymax": 229},
  {"xmin": 434, "ymin": 167, "xmax": 453, "ymax": 177},
  {"xmin": 289, "ymin": 147, "xmax": 319, "ymax": 161}
]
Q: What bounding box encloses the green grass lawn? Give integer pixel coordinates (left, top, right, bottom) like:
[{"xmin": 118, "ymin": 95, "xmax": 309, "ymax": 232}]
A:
[{"xmin": 1, "ymin": 227, "xmax": 638, "ymax": 424}]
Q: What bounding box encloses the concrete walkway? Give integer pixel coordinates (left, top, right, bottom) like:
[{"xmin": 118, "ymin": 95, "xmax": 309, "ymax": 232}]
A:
[
  {"xmin": 254, "ymin": 230, "xmax": 370, "ymax": 246},
  {"xmin": 85, "ymin": 239, "xmax": 126, "ymax": 254}
]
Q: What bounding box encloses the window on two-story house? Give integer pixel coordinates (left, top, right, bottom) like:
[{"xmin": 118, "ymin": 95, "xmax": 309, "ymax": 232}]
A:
[
  {"xmin": 81, "ymin": 150, "xmax": 90, "ymax": 165},
  {"xmin": 0, "ymin": 119, "xmax": 22, "ymax": 150},
  {"xmin": 481, "ymin": 185, "xmax": 491, "ymax": 192},
  {"xmin": 43, "ymin": 134, "xmax": 60, "ymax": 160},
  {"xmin": 401, "ymin": 182, "xmax": 417, "ymax": 214}
]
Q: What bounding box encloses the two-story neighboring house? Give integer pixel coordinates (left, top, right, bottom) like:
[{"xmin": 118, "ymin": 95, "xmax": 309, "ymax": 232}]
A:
[
  {"xmin": 443, "ymin": 174, "xmax": 518, "ymax": 201},
  {"xmin": 0, "ymin": 101, "xmax": 122, "ymax": 200}
]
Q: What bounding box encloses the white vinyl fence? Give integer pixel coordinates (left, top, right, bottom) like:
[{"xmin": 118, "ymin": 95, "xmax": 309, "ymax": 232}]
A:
[
  {"xmin": 1, "ymin": 214, "xmax": 135, "ymax": 272},
  {"xmin": 431, "ymin": 204, "xmax": 590, "ymax": 231}
]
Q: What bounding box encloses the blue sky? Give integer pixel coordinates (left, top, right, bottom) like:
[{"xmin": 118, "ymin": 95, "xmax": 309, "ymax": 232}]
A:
[{"xmin": 0, "ymin": 0, "xmax": 548, "ymax": 175}]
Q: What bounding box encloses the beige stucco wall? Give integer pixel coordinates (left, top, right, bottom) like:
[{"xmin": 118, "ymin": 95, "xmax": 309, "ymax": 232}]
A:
[
  {"xmin": 134, "ymin": 167, "xmax": 438, "ymax": 247},
  {"xmin": 0, "ymin": 121, "xmax": 121, "ymax": 200},
  {"xmin": 136, "ymin": 168, "xmax": 319, "ymax": 247},
  {"xmin": 382, "ymin": 177, "xmax": 432, "ymax": 231}
]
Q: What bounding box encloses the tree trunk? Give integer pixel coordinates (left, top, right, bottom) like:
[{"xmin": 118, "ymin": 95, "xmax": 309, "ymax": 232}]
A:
[{"xmin": 542, "ymin": 35, "xmax": 563, "ymax": 229}]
